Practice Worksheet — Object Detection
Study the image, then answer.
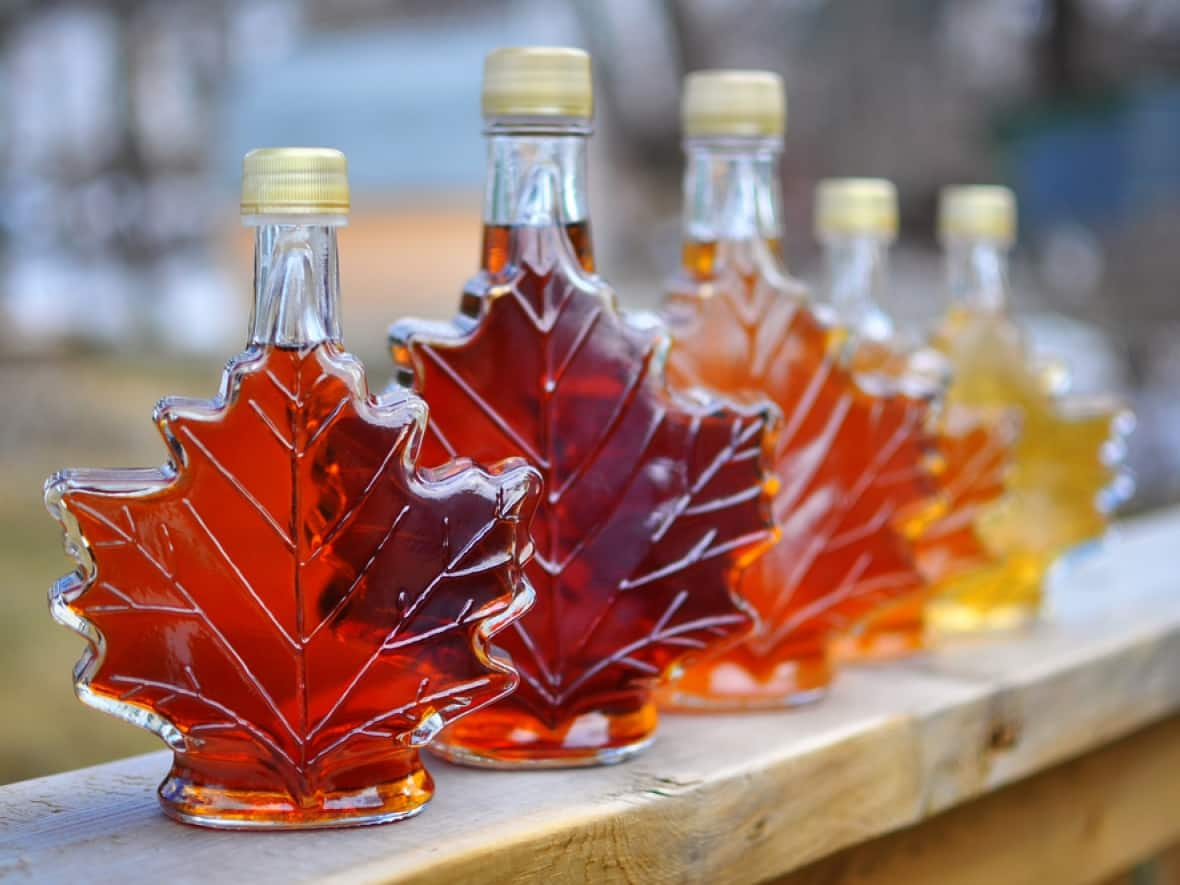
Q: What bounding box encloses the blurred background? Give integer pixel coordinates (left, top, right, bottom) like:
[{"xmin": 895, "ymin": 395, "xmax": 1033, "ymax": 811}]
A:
[{"xmin": 1, "ymin": 0, "xmax": 1178, "ymax": 784}]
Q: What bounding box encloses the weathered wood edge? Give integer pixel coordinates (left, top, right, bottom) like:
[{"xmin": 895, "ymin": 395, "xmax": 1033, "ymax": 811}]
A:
[
  {"xmin": 772, "ymin": 714, "xmax": 1180, "ymax": 885},
  {"xmin": 2, "ymin": 510, "xmax": 1178, "ymax": 885}
]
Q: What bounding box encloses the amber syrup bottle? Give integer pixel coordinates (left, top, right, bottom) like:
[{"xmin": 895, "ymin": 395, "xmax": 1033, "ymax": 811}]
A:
[
  {"xmin": 814, "ymin": 178, "xmax": 1015, "ymax": 661},
  {"xmin": 46, "ymin": 149, "xmax": 541, "ymax": 828},
  {"xmin": 390, "ymin": 49, "xmax": 779, "ymax": 766},
  {"xmin": 660, "ymin": 72, "xmax": 937, "ymax": 708},
  {"xmin": 926, "ymin": 186, "xmax": 1134, "ymax": 633}
]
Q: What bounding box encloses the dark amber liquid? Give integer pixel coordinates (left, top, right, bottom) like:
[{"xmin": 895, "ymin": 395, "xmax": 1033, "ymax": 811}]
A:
[
  {"xmin": 57, "ymin": 343, "xmax": 537, "ymax": 825},
  {"xmin": 484, "ymin": 221, "xmax": 596, "ymax": 274},
  {"xmin": 662, "ymin": 239, "xmax": 935, "ymax": 706},
  {"xmin": 681, "ymin": 238, "xmax": 783, "ymax": 281},
  {"xmin": 393, "ymin": 222, "xmax": 775, "ymax": 764}
]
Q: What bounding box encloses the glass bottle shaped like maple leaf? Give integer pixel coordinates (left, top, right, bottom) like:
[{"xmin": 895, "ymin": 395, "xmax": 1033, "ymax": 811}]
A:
[
  {"xmin": 813, "ymin": 178, "xmax": 1018, "ymax": 661},
  {"xmin": 659, "ymin": 72, "xmax": 938, "ymax": 708},
  {"xmin": 45, "ymin": 149, "xmax": 541, "ymax": 829},
  {"xmin": 926, "ymin": 186, "xmax": 1135, "ymax": 633},
  {"xmin": 389, "ymin": 48, "xmax": 779, "ymax": 767}
]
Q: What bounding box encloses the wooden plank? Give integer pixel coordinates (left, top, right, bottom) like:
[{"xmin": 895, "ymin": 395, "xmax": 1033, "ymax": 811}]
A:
[
  {"xmin": 1, "ymin": 509, "xmax": 1179, "ymax": 884},
  {"xmin": 772, "ymin": 714, "xmax": 1180, "ymax": 885},
  {"xmin": 907, "ymin": 518, "xmax": 1180, "ymax": 814},
  {"xmin": 1156, "ymin": 841, "xmax": 1180, "ymax": 884},
  {"xmin": 0, "ymin": 695, "xmax": 923, "ymax": 884}
]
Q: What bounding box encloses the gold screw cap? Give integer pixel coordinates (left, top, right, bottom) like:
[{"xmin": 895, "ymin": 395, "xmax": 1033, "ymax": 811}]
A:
[
  {"xmin": 482, "ymin": 47, "xmax": 593, "ymax": 120},
  {"xmin": 240, "ymin": 147, "xmax": 349, "ymax": 216},
  {"xmin": 938, "ymin": 185, "xmax": 1016, "ymax": 246},
  {"xmin": 682, "ymin": 70, "xmax": 786, "ymax": 138},
  {"xmin": 815, "ymin": 178, "xmax": 899, "ymax": 239}
]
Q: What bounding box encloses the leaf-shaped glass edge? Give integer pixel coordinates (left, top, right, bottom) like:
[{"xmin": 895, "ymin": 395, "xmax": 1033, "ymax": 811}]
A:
[
  {"xmin": 937, "ymin": 310, "xmax": 1136, "ymax": 524},
  {"xmin": 389, "ymin": 166, "xmax": 781, "ymax": 676},
  {"xmin": 668, "ymin": 243, "xmax": 943, "ymax": 542},
  {"xmin": 1047, "ymin": 394, "xmax": 1136, "ymax": 518},
  {"xmin": 44, "ymin": 344, "xmax": 537, "ymax": 756}
]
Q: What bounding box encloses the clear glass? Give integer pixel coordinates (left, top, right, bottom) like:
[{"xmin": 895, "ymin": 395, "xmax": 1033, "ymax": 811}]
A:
[
  {"xmin": 946, "ymin": 239, "xmax": 1010, "ymax": 313},
  {"xmin": 45, "ymin": 214, "xmax": 541, "ymax": 828},
  {"xmin": 823, "ymin": 233, "xmax": 896, "ymax": 349},
  {"xmin": 820, "ymin": 230, "xmax": 951, "ymax": 391},
  {"xmin": 927, "ymin": 236, "xmax": 1135, "ymax": 632},
  {"xmin": 820, "ymin": 231, "xmax": 1017, "ymax": 661},
  {"xmin": 389, "ymin": 118, "xmax": 778, "ymax": 766},
  {"xmin": 660, "ymin": 136, "xmax": 937, "ymax": 707}
]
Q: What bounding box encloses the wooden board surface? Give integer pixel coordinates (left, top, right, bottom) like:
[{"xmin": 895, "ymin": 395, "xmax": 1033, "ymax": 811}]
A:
[
  {"xmin": 2, "ymin": 509, "xmax": 1179, "ymax": 885},
  {"xmin": 774, "ymin": 714, "xmax": 1180, "ymax": 885}
]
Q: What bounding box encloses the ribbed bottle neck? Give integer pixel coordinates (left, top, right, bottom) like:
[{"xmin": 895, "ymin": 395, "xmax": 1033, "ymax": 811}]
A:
[
  {"xmin": 247, "ymin": 219, "xmax": 343, "ymax": 348},
  {"xmin": 481, "ymin": 119, "xmax": 594, "ymax": 272},
  {"xmin": 944, "ymin": 238, "xmax": 1010, "ymax": 313},
  {"xmin": 681, "ymin": 135, "xmax": 784, "ymax": 253},
  {"xmin": 822, "ymin": 233, "xmax": 894, "ymax": 343}
]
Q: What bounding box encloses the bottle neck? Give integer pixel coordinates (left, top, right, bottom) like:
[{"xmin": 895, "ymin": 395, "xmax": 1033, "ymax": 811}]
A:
[
  {"xmin": 822, "ymin": 234, "xmax": 894, "ymax": 343},
  {"xmin": 248, "ymin": 219, "xmax": 343, "ymax": 349},
  {"xmin": 944, "ymin": 238, "xmax": 1010, "ymax": 313},
  {"xmin": 481, "ymin": 120, "xmax": 594, "ymax": 273},
  {"xmin": 680, "ymin": 135, "xmax": 785, "ymax": 274}
]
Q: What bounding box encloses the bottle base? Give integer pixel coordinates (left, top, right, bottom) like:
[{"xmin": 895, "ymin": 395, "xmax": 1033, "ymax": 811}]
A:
[
  {"xmin": 430, "ymin": 734, "xmax": 655, "ymax": 769},
  {"xmin": 926, "ymin": 599, "xmax": 1040, "ymax": 635},
  {"xmin": 831, "ymin": 623, "xmax": 925, "ymax": 663},
  {"xmin": 430, "ymin": 700, "xmax": 659, "ymax": 769},
  {"xmin": 926, "ymin": 554, "xmax": 1046, "ymax": 636},
  {"xmin": 158, "ymin": 765, "xmax": 434, "ymax": 830},
  {"xmin": 659, "ymin": 652, "xmax": 833, "ymax": 711},
  {"xmin": 660, "ymin": 685, "xmax": 828, "ymax": 712}
]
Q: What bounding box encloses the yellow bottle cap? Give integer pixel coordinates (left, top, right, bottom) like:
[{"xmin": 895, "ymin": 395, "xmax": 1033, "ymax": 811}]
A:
[
  {"xmin": 938, "ymin": 185, "xmax": 1016, "ymax": 245},
  {"xmin": 240, "ymin": 147, "xmax": 349, "ymax": 216},
  {"xmin": 815, "ymin": 178, "xmax": 898, "ymax": 239},
  {"xmin": 482, "ymin": 47, "xmax": 593, "ymax": 120},
  {"xmin": 682, "ymin": 70, "xmax": 786, "ymax": 138}
]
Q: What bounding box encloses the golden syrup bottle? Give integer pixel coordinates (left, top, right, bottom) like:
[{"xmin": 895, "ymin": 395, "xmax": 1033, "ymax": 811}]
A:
[
  {"xmin": 45, "ymin": 149, "xmax": 541, "ymax": 828},
  {"xmin": 390, "ymin": 49, "xmax": 779, "ymax": 765},
  {"xmin": 814, "ymin": 178, "xmax": 1017, "ymax": 660},
  {"xmin": 926, "ymin": 185, "xmax": 1134, "ymax": 632},
  {"xmin": 660, "ymin": 72, "xmax": 936, "ymax": 708}
]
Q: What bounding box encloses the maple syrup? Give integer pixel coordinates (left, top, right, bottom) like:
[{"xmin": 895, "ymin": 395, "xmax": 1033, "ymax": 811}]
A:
[
  {"xmin": 46, "ymin": 149, "xmax": 541, "ymax": 828},
  {"xmin": 926, "ymin": 186, "xmax": 1133, "ymax": 632},
  {"xmin": 390, "ymin": 48, "xmax": 778, "ymax": 765},
  {"xmin": 660, "ymin": 72, "xmax": 937, "ymax": 708},
  {"xmin": 813, "ymin": 178, "xmax": 1016, "ymax": 660}
]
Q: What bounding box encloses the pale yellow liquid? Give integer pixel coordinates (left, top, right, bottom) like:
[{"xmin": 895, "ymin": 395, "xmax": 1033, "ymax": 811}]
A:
[{"xmin": 927, "ymin": 305, "xmax": 1128, "ymax": 632}]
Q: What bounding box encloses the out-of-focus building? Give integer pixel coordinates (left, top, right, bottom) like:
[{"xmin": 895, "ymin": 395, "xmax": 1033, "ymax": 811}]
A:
[{"xmin": 1, "ymin": 0, "xmax": 1178, "ymax": 502}]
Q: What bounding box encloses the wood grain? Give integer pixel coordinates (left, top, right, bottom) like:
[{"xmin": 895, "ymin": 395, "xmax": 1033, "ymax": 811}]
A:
[
  {"xmin": 2, "ymin": 509, "xmax": 1179, "ymax": 885},
  {"xmin": 1155, "ymin": 841, "xmax": 1180, "ymax": 884},
  {"xmin": 773, "ymin": 714, "xmax": 1180, "ymax": 885}
]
